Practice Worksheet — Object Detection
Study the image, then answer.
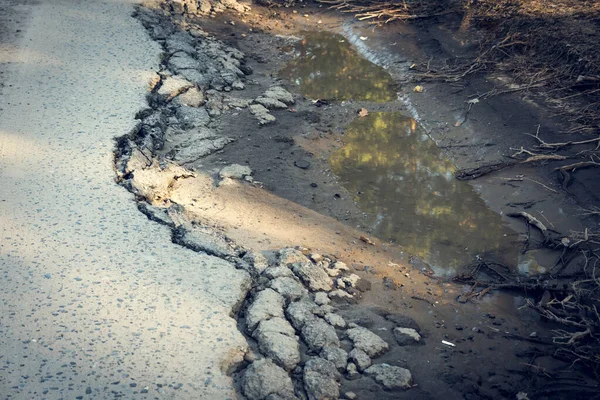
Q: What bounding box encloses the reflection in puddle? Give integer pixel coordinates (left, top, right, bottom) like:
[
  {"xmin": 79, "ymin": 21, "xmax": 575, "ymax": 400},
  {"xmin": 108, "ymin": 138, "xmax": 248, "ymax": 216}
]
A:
[
  {"xmin": 280, "ymin": 31, "xmax": 397, "ymax": 102},
  {"xmin": 330, "ymin": 112, "xmax": 517, "ymax": 273}
]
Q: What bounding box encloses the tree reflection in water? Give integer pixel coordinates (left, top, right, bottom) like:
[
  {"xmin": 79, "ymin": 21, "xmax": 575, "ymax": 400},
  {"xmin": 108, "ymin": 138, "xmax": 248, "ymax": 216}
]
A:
[
  {"xmin": 330, "ymin": 112, "xmax": 516, "ymax": 273},
  {"xmin": 280, "ymin": 31, "xmax": 396, "ymax": 102}
]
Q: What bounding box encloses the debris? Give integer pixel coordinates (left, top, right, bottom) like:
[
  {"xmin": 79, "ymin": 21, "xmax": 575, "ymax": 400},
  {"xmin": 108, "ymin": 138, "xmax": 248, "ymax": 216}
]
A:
[
  {"xmin": 359, "ymin": 36, "xmax": 368, "ymax": 40},
  {"xmin": 441, "ymin": 340, "xmax": 456, "ymax": 347},
  {"xmin": 413, "ymin": 85, "xmax": 424, "ymax": 93},
  {"xmin": 360, "ymin": 236, "xmax": 374, "ymax": 245},
  {"xmin": 358, "ymin": 107, "xmax": 369, "ymax": 117}
]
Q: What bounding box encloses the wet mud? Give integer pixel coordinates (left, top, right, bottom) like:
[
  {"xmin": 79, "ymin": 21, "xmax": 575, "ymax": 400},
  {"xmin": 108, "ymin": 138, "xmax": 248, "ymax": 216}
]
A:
[{"xmin": 115, "ymin": 1, "xmax": 600, "ymax": 399}]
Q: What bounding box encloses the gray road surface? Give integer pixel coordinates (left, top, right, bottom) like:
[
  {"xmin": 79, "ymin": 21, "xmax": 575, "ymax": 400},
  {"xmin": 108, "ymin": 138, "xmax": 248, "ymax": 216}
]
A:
[{"xmin": 0, "ymin": 0, "xmax": 249, "ymax": 398}]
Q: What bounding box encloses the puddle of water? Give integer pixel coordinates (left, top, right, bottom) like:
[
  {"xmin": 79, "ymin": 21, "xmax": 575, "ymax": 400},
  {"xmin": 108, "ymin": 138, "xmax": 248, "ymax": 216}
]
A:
[
  {"xmin": 330, "ymin": 112, "xmax": 518, "ymax": 274},
  {"xmin": 279, "ymin": 31, "xmax": 397, "ymax": 102}
]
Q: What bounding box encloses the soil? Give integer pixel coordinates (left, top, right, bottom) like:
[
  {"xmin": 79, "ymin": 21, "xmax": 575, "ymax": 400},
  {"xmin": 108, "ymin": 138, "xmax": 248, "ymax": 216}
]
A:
[{"xmin": 123, "ymin": 1, "xmax": 600, "ymax": 398}]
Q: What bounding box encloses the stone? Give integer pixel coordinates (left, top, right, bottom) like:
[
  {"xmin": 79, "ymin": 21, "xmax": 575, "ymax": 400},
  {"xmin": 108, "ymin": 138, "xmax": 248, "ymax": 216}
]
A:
[
  {"xmin": 345, "ymin": 392, "xmax": 357, "ymax": 400},
  {"xmin": 328, "ymin": 289, "xmax": 353, "ymax": 300},
  {"xmin": 364, "ymin": 364, "xmax": 412, "ymax": 390},
  {"xmin": 301, "ymin": 318, "xmax": 340, "ymax": 352},
  {"xmin": 286, "ymin": 300, "xmax": 318, "ymax": 330},
  {"xmin": 168, "ymin": 53, "xmax": 199, "ymax": 71},
  {"xmin": 292, "ymin": 262, "xmax": 333, "ymax": 292},
  {"xmin": 320, "ymin": 305, "xmax": 333, "ymax": 314},
  {"xmin": 263, "ymin": 266, "xmax": 295, "ymax": 279},
  {"xmin": 265, "ymin": 86, "xmax": 294, "ymax": 105},
  {"xmin": 255, "ymin": 96, "xmax": 288, "ymax": 110},
  {"xmin": 340, "ymin": 274, "xmax": 362, "ymax": 289},
  {"xmin": 232, "ymin": 81, "xmax": 245, "ymax": 90},
  {"xmin": 278, "ymin": 248, "xmax": 309, "ymax": 266},
  {"xmin": 346, "ymin": 363, "xmax": 360, "ymax": 380},
  {"xmin": 325, "ymin": 313, "xmax": 347, "ymax": 329},
  {"xmin": 320, "ymin": 346, "xmax": 348, "ymax": 372},
  {"xmin": 253, "ymin": 318, "xmax": 300, "ymax": 371},
  {"xmin": 246, "ymin": 289, "xmax": 285, "ymax": 332},
  {"xmin": 166, "ymin": 33, "xmax": 196, "ymax": 54},
  {"xmin": 242, "ymin": 359, "xmax": 296, "ymax": 400},
  {"xmin": 345, "ymin": 327, "xmax": 389, "ymax": 357},
  {"xmin": 242, "ymin": 251, "xmax": 270, "ymax": 275},
  {"xmin": 157, "ymin": 76, "xmax": 193, "ymax": 100},
  {"xmin": 175, "ymin": 106, "xmax": 210, "ymax": 129},
  {"xmin": 331, "ymin": 261, "xmax": 349, "ymax": 274},
  {"xmin": 270, "ymin": 277, "xmax": 308, "ymax": 302},
  {"xmin": 219, "ymin": 164, "xmax": 252, "ymax": 180},
  {"xmin": 172, "ymin": 137, "xmax": 232, "ymax": 163},
  {"xmin": 393, "ymin": 327, "xmax": 421, "ymax": 345},
  {"xmin": 348, "ymin": 348, "xmax": 371, "ymax": 372},
  {"xmin": 303, "ymin": 358, "xmax": 340, "ymax": 400},
  {"xmin": 249, "ymin": 104, "xmax": 276, "ymax": 125},
  {"xmin": 178, "ymin": 69, "xmax": 209, "ymax": 87},
  {"xmin": 314, "ymin": 292, "xmax": 330, "ymax": 306},
  {"xmin": 294, "ymin": 160, "xmax": 310, "ymax": 170},
  {"xmin": 309, "ymin": 254, "xmax": 323, "ymax": 263},
  {"xmin": 173, "ymin": 87, "xmax": 205, "ymax": 107}
]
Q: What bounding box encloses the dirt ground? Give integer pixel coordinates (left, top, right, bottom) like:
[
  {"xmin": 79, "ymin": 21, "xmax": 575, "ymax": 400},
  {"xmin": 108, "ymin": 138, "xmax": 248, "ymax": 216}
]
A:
[{"xmin": 123, "ymin": 1, "xmax": 600, "ymax": 398}]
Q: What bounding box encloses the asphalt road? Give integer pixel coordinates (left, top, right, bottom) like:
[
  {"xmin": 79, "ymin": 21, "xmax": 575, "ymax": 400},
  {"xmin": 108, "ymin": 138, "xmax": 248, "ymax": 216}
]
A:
[{"xmin": 0, "ymin": 1, "xmax": 250, "ymax": 398}]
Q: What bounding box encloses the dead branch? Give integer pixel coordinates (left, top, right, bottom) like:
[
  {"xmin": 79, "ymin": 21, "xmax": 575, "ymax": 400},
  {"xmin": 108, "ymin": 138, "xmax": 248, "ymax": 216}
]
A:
[{"xmin": 507, "ymin": 212, "xmax": 550, "ymax": 242}]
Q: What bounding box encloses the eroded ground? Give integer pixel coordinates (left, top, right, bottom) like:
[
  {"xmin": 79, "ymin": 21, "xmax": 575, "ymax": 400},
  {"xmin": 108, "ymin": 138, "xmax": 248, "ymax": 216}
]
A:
[{"xmin": 116, "ymin": 1, "xmax": 600, "ymax": 399}]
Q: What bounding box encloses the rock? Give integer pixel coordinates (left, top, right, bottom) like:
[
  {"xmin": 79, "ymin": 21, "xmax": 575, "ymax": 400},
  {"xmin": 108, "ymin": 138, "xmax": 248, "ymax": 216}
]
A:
[
  {"xmin": 294, "ymin": 160, "xmax": 310, "ymax": 170},
  {"xmin": 179, "ymin": 69, "xmax": 209, "ymax": 87},
  {"xmin": 328, "ymin": 289, "xmax": 353, "ymax": 300},
  {"xmin": 364, "ymin": 364, "xmax": 412, "ymax": 390},
  {"xmin": 303, "ymin": 358, "xmax": 340, "ymax": 400},
  {"xmin": 345, "ymin": 327, "xmax": 389, "ymax": 357},
  {"xmin": 292, "ymin": 262, "xmax": 333, "ymax": 292},
  {"xmin": 328, "ymin": 261, "xmax": 349, "ymax": 277},
  {"xmin": 269, "ymin": 277, "xmax": 308, "ymax": 302},
  {"xmin": 301, "ymin": 318, "xmax": 340, "ymax": 352},
  {"xmin": 393, "ymin": 327, "xmax": 421, "ymax": 345},
  {"xmin": 253, "ymin": 318, "xmax": 300, "ymax": 371},
  {"xmin": 166, "ymin": 32, "xmax": 196, "ymax": 54},
  {"xmin": 314, "ymin": 292, "xmax": 330, "ymax": 306},
  {"xmin": 346, "ymin": 363, "xmax": 360, "ymax": 380},
  {"xmin": 286, "ymin": 300, "xmax": 319, "ymax": 330},
  {"xmin": 255, "ymin": 96, "xmax": 288, "ymax": 110},
  {"xmin": 172, "ymin": 137, "xmax": 232, "ymax": 163},
  {"xmin": 249, "ymin": 104, "xmax": 276, "ymax": 125},
  {"xmin": 242, "ymin": 251, "xmax": 270, "ymax": 275},
  {"xmin": 242, "ymin": 359, "xmax": 296, "ymax": 400},
  {"xmin": 309, "ymin": 254, "xmax": 323, "ymax": 263},
  {"xmin": 263, "ymin": 266, "xmax": 295, "ymax": 279},
  {"xmin": 349, "ymin": 348, "xmax": 371, "ymax": 372},
  {"xmin": 157, "ymin": 76, "xmax": 193, "ymax": 100},
  {"xmin": 320, "ymin": 346, "xmax": 348, "ymax": 372},
  {"xmin": 168, "ymin": 53, "xmax": 199, "ymax": 71},
  {"xmin": 175, "ymin": 106, "xmax": 210, "ymax": 128},
  {"xmin": 279, "ymin": 248, "xmax": 309, "ymax": 266},
  {"xmin": 345, "ymin": 392, "xmax": 357, "ymax": 400},
  {"xmin": 246, "ymin": 289, "xmax": 285, "ymax": 332},
  {"xmin": 320, "ymin": 305, "xmax": 334, "ymax": 314},
  {"xmin": 219, "ymin": 164, "xmax": 252, "ymax": 180},
  {"xmin": 173, "ymin": 87, "xmax": 205, "ymax": 107},
  {"xmin": 232, "ymin": 81, "xmax": 245, "ymax": 90},
  {"xmin": 325, "ymin": 313, "xmax": 346, "ymax": 329},
  {"xmin": 265, "ymin": 86, "xmax": 294, "ymax": 105},
  {"xmin": 340, "ymin": 274, "xmax": 362, "ymax": 289},
  {"xmin": 384, "ymin": 314, "xmax": 421, "ymax": 332}
]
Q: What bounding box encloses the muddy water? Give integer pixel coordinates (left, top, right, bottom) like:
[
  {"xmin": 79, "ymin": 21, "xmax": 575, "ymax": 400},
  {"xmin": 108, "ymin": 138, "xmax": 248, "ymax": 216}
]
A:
[
  {"xmin": 280, "ymin": 31, "xmax": 397, "ymax": 102},
  {"xmin": 283, "ymin": 31, "xmax": 519, "ymax": 274},
  {"xmin": 330, "ymin": 112, "xmax": 518, "ymax": 274}
]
